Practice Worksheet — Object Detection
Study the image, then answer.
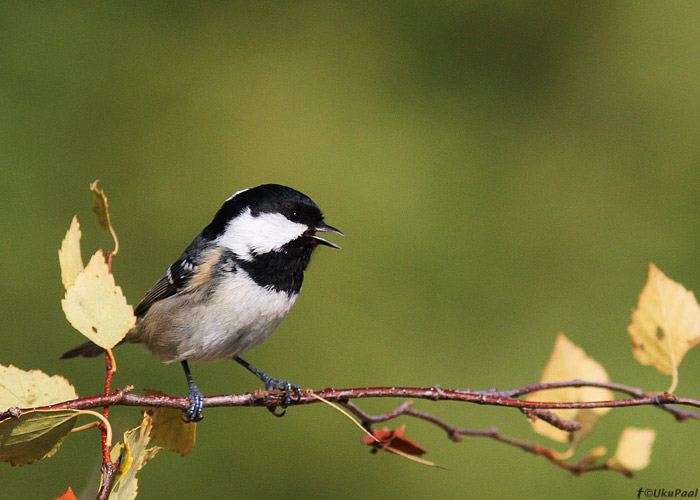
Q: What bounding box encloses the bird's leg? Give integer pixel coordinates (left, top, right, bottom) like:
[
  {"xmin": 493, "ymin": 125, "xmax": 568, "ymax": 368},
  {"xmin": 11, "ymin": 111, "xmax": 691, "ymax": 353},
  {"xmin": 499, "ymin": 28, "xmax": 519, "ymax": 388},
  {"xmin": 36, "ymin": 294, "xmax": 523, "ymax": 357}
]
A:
[
  {"xmin": 181, "ymin": 360, "xmax": 204, "ymax": 422},
  {"xmin": 233, "ymin": 355, "xmax": 301, "ymax": 417}
]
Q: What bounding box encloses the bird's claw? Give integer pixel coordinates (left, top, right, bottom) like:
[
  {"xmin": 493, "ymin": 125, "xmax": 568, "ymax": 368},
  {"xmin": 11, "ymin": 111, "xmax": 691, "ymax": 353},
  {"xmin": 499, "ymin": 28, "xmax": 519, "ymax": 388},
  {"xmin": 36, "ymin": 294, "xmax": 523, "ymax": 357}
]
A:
[
  {"xmin": 183, "ymin": 387, "xmax": 204, "ymax": 423},
  {"xmin": 264, "ymin": 378, "xmax": 302, "ymax": 417}
]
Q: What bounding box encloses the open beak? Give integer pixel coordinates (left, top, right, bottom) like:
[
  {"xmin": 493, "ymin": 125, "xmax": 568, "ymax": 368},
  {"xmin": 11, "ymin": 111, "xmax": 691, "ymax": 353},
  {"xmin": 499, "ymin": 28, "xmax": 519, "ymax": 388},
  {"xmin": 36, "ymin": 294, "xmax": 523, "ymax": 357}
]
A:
[{"xmin": 306, "ymin": 222, "xmax": 344, "ymax": 249}]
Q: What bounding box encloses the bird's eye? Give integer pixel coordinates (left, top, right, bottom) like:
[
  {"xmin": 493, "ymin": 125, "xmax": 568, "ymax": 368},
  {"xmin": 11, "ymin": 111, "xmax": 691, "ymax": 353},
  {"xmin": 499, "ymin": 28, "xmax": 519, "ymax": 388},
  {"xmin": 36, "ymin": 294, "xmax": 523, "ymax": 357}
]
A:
[{"xmin": 289, "ymin": 211, "xmax": 300, "ymax": 222}]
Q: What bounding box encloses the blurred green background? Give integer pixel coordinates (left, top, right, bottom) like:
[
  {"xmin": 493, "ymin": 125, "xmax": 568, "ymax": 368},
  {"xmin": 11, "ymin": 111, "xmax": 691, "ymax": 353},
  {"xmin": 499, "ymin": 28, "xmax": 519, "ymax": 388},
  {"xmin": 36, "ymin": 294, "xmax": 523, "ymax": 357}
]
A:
[{"xmin": 3, "ymin": 2, "xmax": 700, "ymax": 499}]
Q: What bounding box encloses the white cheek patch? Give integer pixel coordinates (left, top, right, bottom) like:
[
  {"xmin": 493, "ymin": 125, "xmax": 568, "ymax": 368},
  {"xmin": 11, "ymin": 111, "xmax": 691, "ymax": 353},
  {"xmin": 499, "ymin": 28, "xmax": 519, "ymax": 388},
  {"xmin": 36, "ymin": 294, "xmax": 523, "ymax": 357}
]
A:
[{"xmin": 218, "ymin": 208, "xmax": 307, "ymax": 260}]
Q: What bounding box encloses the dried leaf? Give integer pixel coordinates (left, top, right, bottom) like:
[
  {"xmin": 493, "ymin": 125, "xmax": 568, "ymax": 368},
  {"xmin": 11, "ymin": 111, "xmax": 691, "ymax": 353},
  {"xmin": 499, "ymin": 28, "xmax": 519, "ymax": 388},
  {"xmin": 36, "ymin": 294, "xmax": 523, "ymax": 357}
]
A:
[
  {"xmin": 610, "ymin": 427, "xmax": 656, "ymax": 470},
  {"xmin": 0, "ymin": 364, "xmax": 78, "ymax": 410},
  {"xmin": 90, "ymin": 180, "xmax": 111, "ymax": 233},
  {"xmin": 58, "ymin": 216, "xmax": 84, "ymax": 291},
  {"xmin": 0, "ymin": 410, "xmax": 80, "ymax": 465},
  {"xmin": 90, "ymin": 180, "xmax": 119, "ymax": 255},
  {"xmin": 362, "ymin": 425, "xmax": 426, "ymax": 456},
  {"xmin": 526, "ymin": 333, "xmax": 613, "ymax": 443},
  {"xmin": 145, "ymin": 389, "xmax": 196, "ymax": 456},
  {"xmin": 108, "ymin": 412, "xmax": 162, "ymax": 500},
  {"xmin": 61, "ymin": 250, "xmax": 135, "ymax": 350},
  {"xmin": 54, "ymin": 487, "xmax": 78, "ymax": 500},
  {"xmin": 628, "ymin": 264, "xmax": 700, "ymax": 390}
]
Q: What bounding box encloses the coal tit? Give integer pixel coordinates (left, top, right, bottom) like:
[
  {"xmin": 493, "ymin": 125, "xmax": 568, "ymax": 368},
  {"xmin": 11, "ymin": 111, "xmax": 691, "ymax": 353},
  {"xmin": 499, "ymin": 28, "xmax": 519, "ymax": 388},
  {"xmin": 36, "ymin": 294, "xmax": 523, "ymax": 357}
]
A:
[{"xmin": 61, "ymin": 184, "xmax": 342, "ymax": 421}]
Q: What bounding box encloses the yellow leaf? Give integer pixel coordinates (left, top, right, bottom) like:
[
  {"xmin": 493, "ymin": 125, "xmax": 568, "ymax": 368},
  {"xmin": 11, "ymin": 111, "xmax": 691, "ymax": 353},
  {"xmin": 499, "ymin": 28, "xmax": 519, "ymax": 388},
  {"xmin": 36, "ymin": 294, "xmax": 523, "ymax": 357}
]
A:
[
  {"xmin": 108, "ymin": 412, "xmax": 162, "ymax": 500},
  {"xmin": 0, "ymin": 364, "xmax": 78, "ymax": 410},
  {"xmin": 58, "ymin": 216, "xmax": 84, "ymax": 291},
  {"xmin": 0, "ymin": 409, "xmax": 80, "ymax": 465},
  {"xmin": 526, "ymin": 333, "xmax": 613, "ymax": 443},
  {"xmin": 628, "ymin": 264, "xmax": 700, "ymax": 390},
  {"xmin": 110, "ymin": 441, "xmax": 132, "ymax": 491},
  {"xmin": 577, "ymin": 445, "xmax": 608, "ymax": 466},
  {"xmin": 610, "ymin": 427, "xmax": 656, "ymax": 470},
  {"xmin": 61, "ymin": 250, "xmax": 135, "ymax": 350},
  {"xmin": 145, "ymin": 389, "xmax": 196, "ymax": 456},
  {"xmin": 569, "ymin": 409, "xmax": 603, "ymax": 446}
]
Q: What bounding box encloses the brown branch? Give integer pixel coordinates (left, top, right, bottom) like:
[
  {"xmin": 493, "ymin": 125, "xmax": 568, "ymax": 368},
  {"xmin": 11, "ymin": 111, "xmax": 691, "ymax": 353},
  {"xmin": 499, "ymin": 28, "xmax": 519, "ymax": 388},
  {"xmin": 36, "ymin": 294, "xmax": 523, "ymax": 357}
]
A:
[
  {"xmin": 96, "ymin": 348, "xmax": 118, "ymax": 500},
  {"xmin": 493, "ymin": 379, "xmax": 698, "ymax": 421},
  {"xmin": 519, "ymin": 407, "xmax": 582, "ymax": 432},
  {"xmin": 2, "ymin": 381, "xmax": 699, "ymax": 419},
  {"xmin": 2, "ymin": 380, "xmax": 697, "ymax": 481},
  {"xmin": 339, "ymin": 400, "xmax": 634, "ymax": 476}
]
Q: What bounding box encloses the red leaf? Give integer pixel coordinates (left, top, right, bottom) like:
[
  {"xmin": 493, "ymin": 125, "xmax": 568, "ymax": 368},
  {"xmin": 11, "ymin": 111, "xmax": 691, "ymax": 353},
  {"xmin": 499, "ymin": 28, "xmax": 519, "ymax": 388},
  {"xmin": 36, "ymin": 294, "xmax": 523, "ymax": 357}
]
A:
[
  {"xmin": 54, "ymin": 487, "xmax": 78, "ymax": 500},
  {"xmin": 362, "ymin": 425, "xmax": 426, "ymax": 456}
]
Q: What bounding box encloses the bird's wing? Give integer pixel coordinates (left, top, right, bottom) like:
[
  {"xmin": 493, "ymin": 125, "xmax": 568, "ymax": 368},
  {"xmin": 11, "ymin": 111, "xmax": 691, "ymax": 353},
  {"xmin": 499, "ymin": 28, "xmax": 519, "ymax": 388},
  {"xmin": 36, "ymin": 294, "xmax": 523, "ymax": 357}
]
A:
[{"xmin": 134, "ymin": 257, "xmax": 197, "ymax": 317}]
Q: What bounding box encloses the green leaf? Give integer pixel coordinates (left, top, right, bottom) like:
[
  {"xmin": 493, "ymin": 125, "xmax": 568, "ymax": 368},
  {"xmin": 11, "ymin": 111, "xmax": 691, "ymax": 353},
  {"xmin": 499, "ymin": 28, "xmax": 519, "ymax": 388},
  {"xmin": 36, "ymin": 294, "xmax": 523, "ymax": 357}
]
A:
[{"xmin": 0, "ymin": 410, "xmax": 79, "ymax": 466}]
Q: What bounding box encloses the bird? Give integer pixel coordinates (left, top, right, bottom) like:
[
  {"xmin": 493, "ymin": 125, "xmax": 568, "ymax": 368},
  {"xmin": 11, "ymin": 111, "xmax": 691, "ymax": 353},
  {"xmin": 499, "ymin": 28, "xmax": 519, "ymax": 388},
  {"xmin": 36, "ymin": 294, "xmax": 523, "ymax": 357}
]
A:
[{"xmin": 61, "ymin": 184, "xmax": 342, "ymax": 422}]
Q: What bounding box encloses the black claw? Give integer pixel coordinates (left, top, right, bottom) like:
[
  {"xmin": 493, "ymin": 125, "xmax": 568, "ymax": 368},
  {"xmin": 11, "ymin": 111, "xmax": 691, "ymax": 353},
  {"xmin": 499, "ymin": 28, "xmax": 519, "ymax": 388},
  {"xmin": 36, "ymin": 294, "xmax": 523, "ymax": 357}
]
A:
[
  {"xmin": 265, "ymin": 380, "xmax": 301, "ymax": 416},
  {"xmin": 268, "ymin": 406, "xmax": 287, "ymax": 417}
]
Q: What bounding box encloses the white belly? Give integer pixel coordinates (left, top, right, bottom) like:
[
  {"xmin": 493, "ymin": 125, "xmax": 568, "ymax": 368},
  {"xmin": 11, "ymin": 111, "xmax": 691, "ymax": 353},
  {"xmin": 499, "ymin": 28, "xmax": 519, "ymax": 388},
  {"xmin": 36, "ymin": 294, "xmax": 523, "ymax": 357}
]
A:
[{"xmin": 133, "ymin": 272, "xmax": 298, "ymax": 363}]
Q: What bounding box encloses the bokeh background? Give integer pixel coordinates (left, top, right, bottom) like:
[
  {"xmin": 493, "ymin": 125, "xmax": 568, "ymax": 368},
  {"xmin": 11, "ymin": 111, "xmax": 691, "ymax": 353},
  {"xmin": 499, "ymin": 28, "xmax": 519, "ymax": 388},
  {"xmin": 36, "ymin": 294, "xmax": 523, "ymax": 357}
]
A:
[{"xmin": 3, "ymin": 2, "xmax": 700, "ymax": 499}]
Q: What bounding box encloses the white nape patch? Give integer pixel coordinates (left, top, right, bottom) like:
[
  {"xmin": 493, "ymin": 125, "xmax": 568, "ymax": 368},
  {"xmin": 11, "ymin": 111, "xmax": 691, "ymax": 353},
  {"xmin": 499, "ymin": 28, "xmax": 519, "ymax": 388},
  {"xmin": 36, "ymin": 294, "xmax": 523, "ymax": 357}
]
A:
[
  {"xmin": 218, "ymin": 207, "xmax": 307, "ymax": 260},
  {"xmin": 226, "ymin": 187, "xmax": 250, "ymax": 201}
]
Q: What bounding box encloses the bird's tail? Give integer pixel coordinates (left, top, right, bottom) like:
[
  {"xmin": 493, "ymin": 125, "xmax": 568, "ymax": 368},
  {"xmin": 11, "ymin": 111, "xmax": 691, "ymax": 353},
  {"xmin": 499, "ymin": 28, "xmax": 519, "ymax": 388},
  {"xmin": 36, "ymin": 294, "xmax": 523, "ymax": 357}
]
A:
[{"xmin": 60, "ymin": 341, "xmax": 109, "ymax": 359}]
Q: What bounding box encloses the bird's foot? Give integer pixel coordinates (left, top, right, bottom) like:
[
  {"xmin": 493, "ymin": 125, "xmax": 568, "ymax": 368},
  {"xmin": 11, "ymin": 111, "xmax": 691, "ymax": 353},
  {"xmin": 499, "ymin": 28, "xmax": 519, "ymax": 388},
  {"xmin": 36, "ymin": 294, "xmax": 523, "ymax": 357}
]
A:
[
  {"xmin": 233, "ymin": 356, "xmax": 301, "ymax": 417},
  {"xmin": 261, "ymin": 375, "xmax": 302, "ymax": 417},
  {"xmin": 184, "ymin": 383, "xmax": 204, "ymax": 423},
  {"xmin": 181, "ymin": 360, "xmax": 204, "ymax": 423}
]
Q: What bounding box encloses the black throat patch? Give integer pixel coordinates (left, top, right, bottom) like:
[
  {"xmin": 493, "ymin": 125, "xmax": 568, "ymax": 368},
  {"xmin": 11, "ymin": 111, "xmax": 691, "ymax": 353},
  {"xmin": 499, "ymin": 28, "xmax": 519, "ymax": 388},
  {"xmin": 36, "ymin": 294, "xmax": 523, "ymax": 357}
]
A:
[{"xmin": 227, "ymin": 242, "xmax": 316, "ymax": 296}]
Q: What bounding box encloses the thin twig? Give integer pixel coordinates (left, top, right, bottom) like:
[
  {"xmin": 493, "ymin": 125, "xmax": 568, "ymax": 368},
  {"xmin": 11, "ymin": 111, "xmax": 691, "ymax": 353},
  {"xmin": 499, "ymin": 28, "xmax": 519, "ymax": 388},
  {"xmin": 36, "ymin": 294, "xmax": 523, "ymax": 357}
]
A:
[
  {"xmin": 2, "ymin": 382, "xmax": 699, "ymax": 420},
  {"xmin": 340, "ymin": 400, "xmax": 635, "ymax": 476},
  {"xmin": 495, "ymin": 379, "xmax": 697, "ymax": 421},
  {"xmin": 96, "ymin": 344, "xmax": 119, "ymax": 500}
]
